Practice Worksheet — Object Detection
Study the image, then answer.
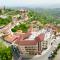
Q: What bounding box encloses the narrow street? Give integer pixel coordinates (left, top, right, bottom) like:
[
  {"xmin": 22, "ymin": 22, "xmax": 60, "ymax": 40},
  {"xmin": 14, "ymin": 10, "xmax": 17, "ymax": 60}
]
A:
[{"xmin": 53, "ymin": 49, "xmax": 60, "ymax": 60}]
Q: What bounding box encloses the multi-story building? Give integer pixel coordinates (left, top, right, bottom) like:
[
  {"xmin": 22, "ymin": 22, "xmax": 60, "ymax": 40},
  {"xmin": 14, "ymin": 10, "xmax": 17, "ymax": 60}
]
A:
[
  {"xmin": 19, "ymin": 9, "xmax": 28, "ymax": 20},
  {"xmin": 3, "ymin": 27, "xmax": 54, "ymax": 58},
  {"xmin": 31, "ymin": 21, "xmax": 43, "ymax": 31},
  {"xmin": 14, "ymin": 32, "xmax": 45, "ymax": 57}
]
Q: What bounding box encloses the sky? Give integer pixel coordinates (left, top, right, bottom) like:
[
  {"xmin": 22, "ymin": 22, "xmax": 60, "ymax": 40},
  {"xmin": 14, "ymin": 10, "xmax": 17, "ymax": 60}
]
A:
[{"xmin": 0, "ymin": 0, "xmax": 60, "ymax": 8}]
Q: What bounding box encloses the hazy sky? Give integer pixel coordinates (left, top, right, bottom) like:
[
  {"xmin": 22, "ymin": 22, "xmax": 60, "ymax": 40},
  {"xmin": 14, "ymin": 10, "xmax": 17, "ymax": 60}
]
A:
[{"xmin": 0, "ymin": 0, "xmax": 60, "ymax": 8}]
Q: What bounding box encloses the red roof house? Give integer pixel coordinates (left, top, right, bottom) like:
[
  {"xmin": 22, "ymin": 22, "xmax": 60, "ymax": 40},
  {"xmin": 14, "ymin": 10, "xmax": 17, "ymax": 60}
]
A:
[{"xmin": 15, "ymin": 33, "xmax": 45, "ymax": 45}]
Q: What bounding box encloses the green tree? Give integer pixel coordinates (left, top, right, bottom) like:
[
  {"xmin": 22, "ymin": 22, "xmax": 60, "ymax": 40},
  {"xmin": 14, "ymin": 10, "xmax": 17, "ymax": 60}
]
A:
[
  {"xmin": 11, "ymin": 23, "xmax": 29, "ymax": 32},
  {"xmin": 0, "ymin": 41, "xmax": 12, "ymax": 60},
  {"xmin": 0, "ymin": 16, "xmax": 12, "ymax": 26}
]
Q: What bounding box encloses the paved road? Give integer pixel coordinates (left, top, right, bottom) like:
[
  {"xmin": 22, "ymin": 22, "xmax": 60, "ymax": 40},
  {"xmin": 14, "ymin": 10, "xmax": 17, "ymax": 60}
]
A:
[{"xmin": 53, "ymin": 49, "xmax": 60, "ymax": 60}]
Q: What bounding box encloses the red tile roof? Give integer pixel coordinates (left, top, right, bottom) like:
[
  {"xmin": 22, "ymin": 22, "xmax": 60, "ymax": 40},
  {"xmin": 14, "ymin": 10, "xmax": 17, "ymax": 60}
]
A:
[
  {"xmin": 4, "ymin": 31, "xmax": 31, "ymax": 43},
  {"xmin": 35, "ymin": 33, "xmax": 45, "ymax": 42},
  {"xmin": 16, "ymin": 40, "xmax": 37, "ymax": 45},
  {"xmin": 15, "ymin": 33, "xmax": 45, "ymax": 45},
  {"xmin": 4, "ymin": 35, "xmax": 20, "ymax": 43}
]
